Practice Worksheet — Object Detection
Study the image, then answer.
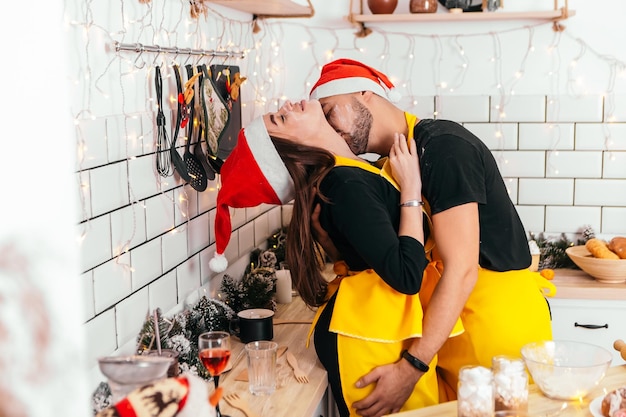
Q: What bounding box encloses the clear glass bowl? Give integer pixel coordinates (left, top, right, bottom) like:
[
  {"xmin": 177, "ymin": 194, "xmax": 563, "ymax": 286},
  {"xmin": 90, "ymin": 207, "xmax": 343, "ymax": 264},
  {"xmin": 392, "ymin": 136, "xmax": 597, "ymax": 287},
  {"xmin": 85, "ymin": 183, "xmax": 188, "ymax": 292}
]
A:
[
  {"xmin": 521, "ymin": 340, "xmax": 612, "ymax": 400},
  {"xmin": 98, "ymin": 355, "xmax": 174, "ymax": 401}
]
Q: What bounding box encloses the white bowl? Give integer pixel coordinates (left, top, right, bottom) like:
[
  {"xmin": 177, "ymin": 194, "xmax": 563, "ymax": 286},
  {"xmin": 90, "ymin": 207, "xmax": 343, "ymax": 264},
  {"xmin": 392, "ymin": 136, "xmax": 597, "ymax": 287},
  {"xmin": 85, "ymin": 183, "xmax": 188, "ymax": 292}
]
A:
[{"xmin": 521, "ymin": 340, "xmax": 612, "ymax": 400}]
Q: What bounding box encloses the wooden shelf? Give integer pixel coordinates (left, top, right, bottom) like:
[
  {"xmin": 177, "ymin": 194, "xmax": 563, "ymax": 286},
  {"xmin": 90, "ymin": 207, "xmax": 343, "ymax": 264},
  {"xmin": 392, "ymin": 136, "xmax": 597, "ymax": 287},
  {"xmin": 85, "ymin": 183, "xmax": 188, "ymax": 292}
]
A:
[
  {"xmin": 350, "ymin": 9, "xmax": 576, "ymax": 23},
  {"xmin": 206, "ymin": 0, "xmax": 314, "ymax": 18},
  {"xmin": 348, "ymin": 0, "xmax": 575, "ymax": 35}
]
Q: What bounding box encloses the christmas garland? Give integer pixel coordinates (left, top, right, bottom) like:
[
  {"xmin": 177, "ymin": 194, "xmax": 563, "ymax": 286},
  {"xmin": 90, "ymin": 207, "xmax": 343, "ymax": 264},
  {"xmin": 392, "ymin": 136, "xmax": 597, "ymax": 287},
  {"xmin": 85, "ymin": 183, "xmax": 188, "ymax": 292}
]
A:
[
  {"xmin": 92, "ymin": 228, "xmax": 288, "ymax": 414},
  {"xmin": 530, "ymin": 225, "xmax": 594, "ymax": 270}
]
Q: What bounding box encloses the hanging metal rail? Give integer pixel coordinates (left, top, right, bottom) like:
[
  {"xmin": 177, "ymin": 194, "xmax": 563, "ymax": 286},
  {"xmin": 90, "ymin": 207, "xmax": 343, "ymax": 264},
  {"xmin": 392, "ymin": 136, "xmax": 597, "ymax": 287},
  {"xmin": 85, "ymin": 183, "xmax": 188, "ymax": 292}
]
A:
[{"xmin": 114, "ymin": 41, "xmax": 245, "ymax": 59}]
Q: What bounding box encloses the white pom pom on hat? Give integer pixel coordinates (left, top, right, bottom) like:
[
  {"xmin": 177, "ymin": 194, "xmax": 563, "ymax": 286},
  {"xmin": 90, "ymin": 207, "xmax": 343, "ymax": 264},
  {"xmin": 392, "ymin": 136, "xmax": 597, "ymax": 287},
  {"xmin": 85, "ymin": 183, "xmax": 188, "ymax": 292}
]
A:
[
  {"xmin": 209, "ymin": 117, "xmax": 295, "ymax": 273},
  {"xmin": 310, "ymin": 58, "xmax": 401, "ymax": 102}
]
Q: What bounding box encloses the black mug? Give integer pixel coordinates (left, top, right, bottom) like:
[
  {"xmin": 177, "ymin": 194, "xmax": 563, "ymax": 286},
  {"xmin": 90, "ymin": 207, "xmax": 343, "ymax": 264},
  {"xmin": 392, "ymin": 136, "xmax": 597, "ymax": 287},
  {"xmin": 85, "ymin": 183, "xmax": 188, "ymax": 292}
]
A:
[{"xmin": 230, "ymin": 308, "xmax": 274, "ymax": 343}]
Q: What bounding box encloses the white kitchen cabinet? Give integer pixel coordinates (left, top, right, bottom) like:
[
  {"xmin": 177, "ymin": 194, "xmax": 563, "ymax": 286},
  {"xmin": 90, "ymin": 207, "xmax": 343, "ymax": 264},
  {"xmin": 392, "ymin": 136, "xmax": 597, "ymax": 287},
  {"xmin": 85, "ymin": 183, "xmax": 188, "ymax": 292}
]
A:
[{"xmin": 549, "ymin": 297, "xmax": 626, "ymax": 366}]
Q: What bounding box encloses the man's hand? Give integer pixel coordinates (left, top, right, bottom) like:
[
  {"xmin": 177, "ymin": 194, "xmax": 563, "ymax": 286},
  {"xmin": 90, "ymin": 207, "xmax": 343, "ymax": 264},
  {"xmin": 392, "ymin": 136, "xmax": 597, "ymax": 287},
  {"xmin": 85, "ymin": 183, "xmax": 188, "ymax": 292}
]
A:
[
  {"xmin": 311, "ymin": 203, "xmax": 341, "ymax": 262},
  {"xmin": 352, "ymin": 360, "xmax": 421, "ymax": 417}
]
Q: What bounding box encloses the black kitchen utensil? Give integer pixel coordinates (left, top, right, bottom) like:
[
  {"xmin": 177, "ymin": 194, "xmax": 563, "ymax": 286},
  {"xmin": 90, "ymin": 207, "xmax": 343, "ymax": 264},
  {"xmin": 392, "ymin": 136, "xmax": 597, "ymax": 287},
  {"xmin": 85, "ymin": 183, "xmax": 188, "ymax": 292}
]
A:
[
  {"xmin": 170, "ymin": 65, "xmax": 192, "ymax": 182},
  {"xmin": 183, "ymin": 64, "xmax": 207, "ymax": 192},
  {"xmin": 155, "ymin": 66, "xmax": 173, "ymax": 177}
]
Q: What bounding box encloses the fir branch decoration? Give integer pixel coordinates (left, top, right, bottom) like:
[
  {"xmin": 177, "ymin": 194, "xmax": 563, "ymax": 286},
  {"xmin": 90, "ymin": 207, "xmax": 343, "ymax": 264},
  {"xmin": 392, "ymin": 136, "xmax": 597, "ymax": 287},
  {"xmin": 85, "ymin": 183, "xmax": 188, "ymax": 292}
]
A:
[
  {"xmin": 135, "ymin": 297, "xmax": 235, "ymax": 381},
  {"xmin": 219, "ymin": 267, "xmax": 277, "ymax": 313},
  {"xmin": 530, "ymin": 231, "xmax": 586, "ymax": 270}
]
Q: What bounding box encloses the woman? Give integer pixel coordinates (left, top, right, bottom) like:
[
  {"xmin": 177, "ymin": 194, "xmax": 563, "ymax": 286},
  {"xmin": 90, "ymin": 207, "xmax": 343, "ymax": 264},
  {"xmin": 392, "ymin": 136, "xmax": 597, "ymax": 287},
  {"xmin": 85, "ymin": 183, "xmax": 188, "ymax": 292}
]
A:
[{"xmin": 209, "ymin": 99, "xmax": 462, "ymax": 416}]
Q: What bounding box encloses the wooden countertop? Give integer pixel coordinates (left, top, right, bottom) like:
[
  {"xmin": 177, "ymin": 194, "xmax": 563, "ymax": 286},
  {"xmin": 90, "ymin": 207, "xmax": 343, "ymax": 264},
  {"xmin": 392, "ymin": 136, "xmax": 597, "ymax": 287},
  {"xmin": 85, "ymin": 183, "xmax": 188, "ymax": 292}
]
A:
[
  {"xmin": 552, "ymin": 268, "xmax": 626, "ymax": 300},
  {"xmin": 389, "ymin": 364, "xmax": 626, "ymax": 417},
  {"xmin": 218, "ymin": 297, "xmax": 327, "ymax": 417}
]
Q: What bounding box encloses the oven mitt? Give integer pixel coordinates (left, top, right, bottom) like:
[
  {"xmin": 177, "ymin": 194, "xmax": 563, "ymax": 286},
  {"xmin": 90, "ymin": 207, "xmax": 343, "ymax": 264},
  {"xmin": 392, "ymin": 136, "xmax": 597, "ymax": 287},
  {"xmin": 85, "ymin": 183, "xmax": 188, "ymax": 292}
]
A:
[{"xmin": 201, "ymin": 65, "xmax": 230, "ymax": 158}]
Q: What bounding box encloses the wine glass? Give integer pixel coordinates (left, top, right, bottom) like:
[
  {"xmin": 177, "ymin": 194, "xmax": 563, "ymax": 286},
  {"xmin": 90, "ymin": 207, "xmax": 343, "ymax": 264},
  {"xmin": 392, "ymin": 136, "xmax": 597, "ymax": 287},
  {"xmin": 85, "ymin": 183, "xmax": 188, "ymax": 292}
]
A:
[{"xmin": 198, "ymin": 331, "xmax": 232, "ymax": 417}]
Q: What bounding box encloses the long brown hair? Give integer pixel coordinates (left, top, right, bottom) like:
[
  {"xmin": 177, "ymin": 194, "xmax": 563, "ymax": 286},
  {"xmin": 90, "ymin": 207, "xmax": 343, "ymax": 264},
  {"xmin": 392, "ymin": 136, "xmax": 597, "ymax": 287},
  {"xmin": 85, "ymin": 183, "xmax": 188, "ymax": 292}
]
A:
[{"xmin": 270, "ymin": 136, "xmax": 335, "ymax": 307}]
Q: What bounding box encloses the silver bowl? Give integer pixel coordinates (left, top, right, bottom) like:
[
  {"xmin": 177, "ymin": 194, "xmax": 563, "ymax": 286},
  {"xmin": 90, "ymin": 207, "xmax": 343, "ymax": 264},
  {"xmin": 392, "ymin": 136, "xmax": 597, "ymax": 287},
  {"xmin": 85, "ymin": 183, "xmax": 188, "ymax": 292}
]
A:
[{"xmin": 98, "ymin": 355, "xmax": 174, "ymax": 401}]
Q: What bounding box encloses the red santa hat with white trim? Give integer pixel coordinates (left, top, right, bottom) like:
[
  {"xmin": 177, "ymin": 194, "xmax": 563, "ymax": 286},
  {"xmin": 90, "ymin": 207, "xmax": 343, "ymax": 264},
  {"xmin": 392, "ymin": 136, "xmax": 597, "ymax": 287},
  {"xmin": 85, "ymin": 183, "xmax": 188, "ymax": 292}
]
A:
[
  {"xmin": 209, "ymin": 117, "xmax": 294, "ymax": 273},
  {"xmin": 309, "ymin": 58, "xmax": 401, "ymax": 102}
]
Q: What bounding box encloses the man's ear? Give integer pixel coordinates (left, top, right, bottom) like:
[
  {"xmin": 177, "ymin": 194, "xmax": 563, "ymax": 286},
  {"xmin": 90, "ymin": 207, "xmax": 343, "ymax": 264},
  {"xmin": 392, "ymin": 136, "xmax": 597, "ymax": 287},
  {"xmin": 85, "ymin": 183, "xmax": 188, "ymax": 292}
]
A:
[{"xmin": 360, "ymin": 90, "xmax": 375, "ymax": 102}]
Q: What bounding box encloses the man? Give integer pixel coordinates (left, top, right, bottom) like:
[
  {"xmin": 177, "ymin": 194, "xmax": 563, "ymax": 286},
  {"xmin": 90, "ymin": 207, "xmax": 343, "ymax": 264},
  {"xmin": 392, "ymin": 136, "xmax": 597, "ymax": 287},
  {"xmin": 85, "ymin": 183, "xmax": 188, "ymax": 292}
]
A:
[{"xmin": 309, "ymin": 58, "xmax": 555, "ymax": 417}]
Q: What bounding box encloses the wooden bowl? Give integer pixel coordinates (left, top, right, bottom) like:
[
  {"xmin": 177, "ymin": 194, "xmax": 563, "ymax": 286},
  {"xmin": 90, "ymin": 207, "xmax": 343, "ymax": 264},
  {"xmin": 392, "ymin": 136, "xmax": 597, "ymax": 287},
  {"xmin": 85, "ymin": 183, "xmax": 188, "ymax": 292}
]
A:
[{"xmin": 565, "ymin": 245, "xmax": 626, "ymax": 284}]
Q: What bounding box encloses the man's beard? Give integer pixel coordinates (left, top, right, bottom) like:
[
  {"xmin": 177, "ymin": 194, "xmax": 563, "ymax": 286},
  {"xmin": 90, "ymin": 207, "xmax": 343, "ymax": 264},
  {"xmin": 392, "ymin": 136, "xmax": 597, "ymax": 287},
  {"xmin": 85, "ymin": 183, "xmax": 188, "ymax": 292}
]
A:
[{"xmin": 347, "ymin": 98, "xmax": 372, "ymax": 155}]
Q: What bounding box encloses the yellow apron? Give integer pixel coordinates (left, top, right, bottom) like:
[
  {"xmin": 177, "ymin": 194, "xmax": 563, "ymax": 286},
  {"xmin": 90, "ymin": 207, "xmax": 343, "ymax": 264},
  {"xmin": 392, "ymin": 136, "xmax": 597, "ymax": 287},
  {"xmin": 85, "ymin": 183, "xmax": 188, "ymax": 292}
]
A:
[
  {"xmin": 307, "ymin": 262, "xmax": 463, "ymax": 415},
  {"xmin": 401, "ymin": 112, "xmax": 556, "ymax": 401},
  {"xmin": 307, "ymin": 149, "xmax": 464, "ymax": 415}
]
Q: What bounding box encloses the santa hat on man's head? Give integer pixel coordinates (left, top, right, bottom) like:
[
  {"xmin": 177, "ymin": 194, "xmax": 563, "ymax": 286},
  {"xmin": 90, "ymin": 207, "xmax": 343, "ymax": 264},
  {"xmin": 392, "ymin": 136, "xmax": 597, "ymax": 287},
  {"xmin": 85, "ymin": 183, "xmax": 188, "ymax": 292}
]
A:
[
  {"xmin": 209, "ymin": 117, "xmax": 295, "ymax": 273},
  {"xmin": 309, "ymin": 58, "xmax": 401, "ymax": 102}
]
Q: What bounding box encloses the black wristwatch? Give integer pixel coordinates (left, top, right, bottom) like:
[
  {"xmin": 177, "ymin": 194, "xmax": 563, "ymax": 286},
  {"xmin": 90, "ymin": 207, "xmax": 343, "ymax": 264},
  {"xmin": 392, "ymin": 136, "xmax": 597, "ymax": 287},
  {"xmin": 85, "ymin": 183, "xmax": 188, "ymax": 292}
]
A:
[{"xmin": 401, "ymin": 349, "xmax": 430, "ymax": 373}]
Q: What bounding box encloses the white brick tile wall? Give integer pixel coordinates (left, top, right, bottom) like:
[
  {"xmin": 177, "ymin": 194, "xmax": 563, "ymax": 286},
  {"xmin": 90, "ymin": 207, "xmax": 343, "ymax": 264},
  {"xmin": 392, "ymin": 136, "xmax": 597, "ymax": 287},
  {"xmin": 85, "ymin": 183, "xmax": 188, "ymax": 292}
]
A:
[
  {"xmin": 93, "ymin": 253, "xmax": 132, "ymax": 314},
  {"xmin": 128, "ymin": 154, "xmax": 161, "ymax": 201},
  {"xmin": 176, "ymin": 254, "xmax": 202, "ymax": 303},
  {"xmin": 491, "ymin": 95, "xmax": 545, "ymax": 122},
  {"xmin": 79, "ymin": 214, "xmax": 112, "ymax": 272},
  {"xmin": 603, "ymin": 152, "xmax": 626, "ymax": 178},
  {"xmin": 81, "ymin": 271, "xmax": 95, "ymax": 322},
  {"xmin": 188, "ymin": 212, "xmax": 210, "ymax": 255},
  {"xmin": 209, "ymin": 208, "xmax": 216, "ymax": 244},
  {"xmin": 77, "ymin": 118, "xmax": 108, "ymax": 170},
  {"xmin": 405, "ymin": 96, "xmax": 435, "ymax": 120},
  {"xmin": 575, "ymin": 123, "xmax": 626, "ymax": 150},
  {"xmin": 268, "ymin": 206, "xmax": 283, "ymax": 233},
  {"xmin": 602, "ymin": 207, "xmax": 626, "ymax": 234},
  {"xmin": 254, "ymin": 212, "xmax": 270, "ymax": 247},
  {"xmin": 519, "ymin": 179, "xmax": 574, "ymax": 205},
  {"xmin": 90, "ymin": 162, "xmax": 130, "ymax": 217},
  {"xmin": 519, "ymin": 123, "xmax": 574, "ymax": 150},
  {"xmin": 142, "ymin": 113, "xmax": 157, "ymax": 154},
  {"xmin": 607, "ymin": 95, "xmax": 626, "ymax": 122},
  {"xmin": 107, "ymin": 114, "xmax": 143, "ymax": 162},
  {"xmin": 503, "ymin": 178, "xmax": 518, "ymax": 204},
  {"xmin": 545, "ymin": 206, "xmax": 601, "ymax": 234},
  {"xmin": 545, "ymin": 151, "xmax": 602, "ymax": 178},
  {"xmin": 76, "ymin": 171, "xmax": 92, "ymax": 223},
  {"xmin": 464, "ymin": 123, "xmax": 518, "ymax": 150},
  {"xmin": 436, "ymin": 96, "xmax": 490, "ymax": 122},
  {"xmin": 84, "ymin": 309, "xmax": 117, "ymax": 367},
  {"xmin": 547, "ymin": 95, "xmax": 603, "ymax": 122},
  {"xmin": 162, "ymin": 226, "xmax": 188, "ymax": 272},
  {"xmin": 224, "ymin": 231, "xmax": 240, "ymax": 265},
  {"xmin": 111, "ymin": 203, "xmax": 147, "ymax": 255},
  {"xmin": 231, "ymin": 207, "xmax": 247, "ymax": 230},
  {"xmin": 149, "ymin": 270, "xmax": 178, "ymax": 312},
  {"xmin": 115, "ymin": 287, "xmax": 150, "ymax": 349},
  {"xmin": 238, "ymin": 221, "xmax": 255, "ymax": 257},
  {"xmin": 198, "ymin": 181, "xmax": 219, "ymax": 212},
  {"xmin": 130, "ymin": 238, "xmax": 163, "ymax": 290},
  {"xmin": 515, "ymin": 205, "xmax": 545, "ymax": 234},
  {"xmin": 497, "ymin": 151, "xmax": 545, "ymax": 177},
  {"xmin": 144, "ymin": 192, "xmax": 175, "ymax": 241},
  {"xmin": 575, "ymin": 179, "xmax": 626, "ymax": 206},
  {"xmin": 199, "ymin": 244, "xmax": 217, "ymax": 286},
  {"xmin": 246, "ymin": 205, "xmax": 263, "ymax": 221},
  {"xmin": 175, "ymin": 186, "xmax": 199, "ymax": 225}
]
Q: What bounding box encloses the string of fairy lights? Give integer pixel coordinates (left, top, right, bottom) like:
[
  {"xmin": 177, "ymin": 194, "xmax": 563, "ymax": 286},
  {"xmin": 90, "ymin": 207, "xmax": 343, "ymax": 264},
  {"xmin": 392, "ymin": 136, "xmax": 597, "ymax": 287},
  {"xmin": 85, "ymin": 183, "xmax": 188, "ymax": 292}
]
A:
[{"xmin": 67, "ymin": 0, "xmax": 626, "ymax": 275}]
